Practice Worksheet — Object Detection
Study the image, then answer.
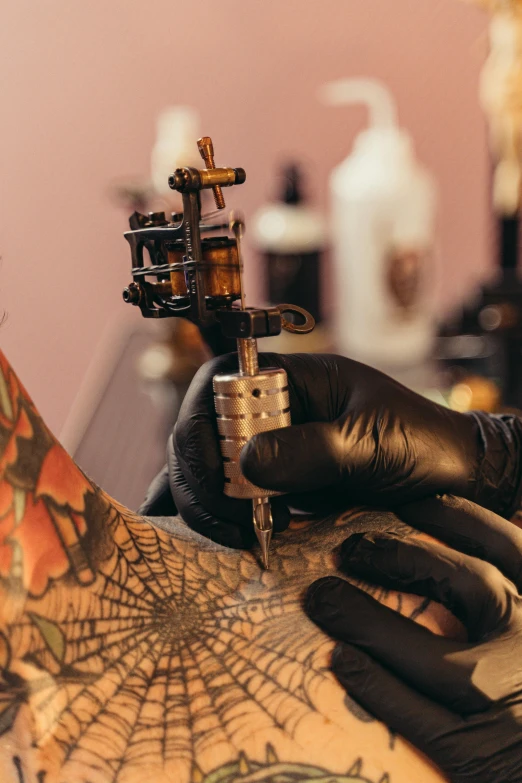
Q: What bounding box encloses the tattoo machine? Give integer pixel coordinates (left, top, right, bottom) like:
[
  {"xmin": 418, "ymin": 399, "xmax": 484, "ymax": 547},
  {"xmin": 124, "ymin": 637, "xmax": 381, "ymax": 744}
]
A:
[{"xmin": 122, "ymin": 137, "xmax": 315, "ymax": 569}]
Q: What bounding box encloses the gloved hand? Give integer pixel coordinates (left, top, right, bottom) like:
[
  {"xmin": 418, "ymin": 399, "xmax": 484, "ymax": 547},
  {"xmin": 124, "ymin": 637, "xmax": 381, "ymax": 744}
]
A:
[
  {"xmin": 306, "ymin": 494, "xmax": 522, "ymax": 783},
  {"xmin": 139, "ymin": 352, "xmax": 522, "ymax": 548}
]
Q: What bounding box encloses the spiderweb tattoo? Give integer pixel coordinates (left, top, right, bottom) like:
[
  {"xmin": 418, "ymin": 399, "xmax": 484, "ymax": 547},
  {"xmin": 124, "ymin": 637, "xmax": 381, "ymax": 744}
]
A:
[
  {"xmin": 0, "ymin": 350, "xmax": 440, "ymax": 783},
  {"xmin": 0, "ymin": 497, "xmax": 427, "ymax": 783}
]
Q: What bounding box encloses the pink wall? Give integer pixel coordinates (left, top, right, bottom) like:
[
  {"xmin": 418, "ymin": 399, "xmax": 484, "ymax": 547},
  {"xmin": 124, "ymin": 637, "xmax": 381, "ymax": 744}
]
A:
[{"xmin": 0, "ymin": 0, "xmax": 490, "ymax": 433}]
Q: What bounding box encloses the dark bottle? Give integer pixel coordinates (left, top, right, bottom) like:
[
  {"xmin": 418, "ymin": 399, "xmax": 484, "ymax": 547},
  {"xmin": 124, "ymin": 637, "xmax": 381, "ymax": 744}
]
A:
[{"xmin": 252, "ymin": 164, "xmax": 326, "ymax": 323}]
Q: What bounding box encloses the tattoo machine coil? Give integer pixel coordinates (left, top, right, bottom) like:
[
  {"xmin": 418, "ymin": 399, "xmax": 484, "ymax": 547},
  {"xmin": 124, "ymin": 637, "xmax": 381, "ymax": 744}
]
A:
[{"xmin": 122, "ymin": 137, "xmax": 315, "ymax": 568}]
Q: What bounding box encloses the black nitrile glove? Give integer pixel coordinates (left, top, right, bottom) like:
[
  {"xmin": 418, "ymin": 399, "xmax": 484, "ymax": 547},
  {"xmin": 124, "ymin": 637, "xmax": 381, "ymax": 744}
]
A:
[
  {"xmin": 139, "ymin": 352, "xmax": 522, "ymax": 548},
  {"xmin": 306, "ymin": 494, "xmax": 522, "ymax": 783}
]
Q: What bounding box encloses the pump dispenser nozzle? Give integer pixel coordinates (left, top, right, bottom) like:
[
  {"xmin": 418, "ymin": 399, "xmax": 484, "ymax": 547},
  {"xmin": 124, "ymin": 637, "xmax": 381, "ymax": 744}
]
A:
[{"xmin": 319, "ymin": 77, "xmax": 398, "ymax": 129}]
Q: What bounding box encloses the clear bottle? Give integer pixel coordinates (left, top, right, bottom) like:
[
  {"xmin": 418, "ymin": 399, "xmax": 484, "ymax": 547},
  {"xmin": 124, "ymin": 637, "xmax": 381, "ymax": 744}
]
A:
[{"xmin": 321, "ymin": 78, "xmax": 437, "ymax": 373}]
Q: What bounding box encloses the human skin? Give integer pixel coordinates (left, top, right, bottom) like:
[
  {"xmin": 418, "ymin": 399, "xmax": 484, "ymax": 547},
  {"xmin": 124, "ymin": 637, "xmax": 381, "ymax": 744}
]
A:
[{"xmin": 0, "ymin": 348, "xmax": 457, "ymax": 783}]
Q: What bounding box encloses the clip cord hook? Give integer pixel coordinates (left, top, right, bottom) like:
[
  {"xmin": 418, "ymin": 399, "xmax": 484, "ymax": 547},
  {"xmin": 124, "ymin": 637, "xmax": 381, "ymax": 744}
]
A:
[{"xmin": 275, "ymin": 304, "xmax": 316, "ymax": 334}]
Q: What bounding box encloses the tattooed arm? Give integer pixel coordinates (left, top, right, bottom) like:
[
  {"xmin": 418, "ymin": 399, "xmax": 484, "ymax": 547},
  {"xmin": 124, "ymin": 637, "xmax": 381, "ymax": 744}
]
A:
[{"xmin": 0, "ymin": 349, "xmax": 454, "ymax": 783}]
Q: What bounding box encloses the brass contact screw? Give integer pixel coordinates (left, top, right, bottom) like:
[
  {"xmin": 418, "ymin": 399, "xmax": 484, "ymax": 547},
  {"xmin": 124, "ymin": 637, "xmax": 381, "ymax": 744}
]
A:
[{"xmin": 197, "ymin": 136, "xmax": 226, "ymax": 210}]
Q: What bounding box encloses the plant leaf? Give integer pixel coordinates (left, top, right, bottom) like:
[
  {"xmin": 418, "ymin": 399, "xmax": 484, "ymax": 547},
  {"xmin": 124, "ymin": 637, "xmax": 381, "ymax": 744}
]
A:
[
  {"xmin": 0, "ymin": 697, "xmax": 21, "ymax": 736},
  {"xmin": 29, "ymin": 614, "xmax": 65, "ymax": 664},
  {"xmin": 0, "ymin": 632, "xmax": 11, "ymax": 670}
]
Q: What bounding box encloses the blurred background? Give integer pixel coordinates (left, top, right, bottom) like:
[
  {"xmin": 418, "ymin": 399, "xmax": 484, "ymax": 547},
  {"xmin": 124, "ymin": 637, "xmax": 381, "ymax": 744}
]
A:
[{"xmin": 1, "ymin": 0, "xmax": 517, "ymax": 507}]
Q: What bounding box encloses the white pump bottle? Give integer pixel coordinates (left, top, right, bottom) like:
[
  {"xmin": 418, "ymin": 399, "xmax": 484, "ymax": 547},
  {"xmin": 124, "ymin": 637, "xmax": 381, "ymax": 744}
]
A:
[
  {"xmin": 321, "ymin": 78, "xmax": 437, "ymax": 373},
  {"xmin": 150, "ymin": 106, "xmax": 201, "ymax": 196}
]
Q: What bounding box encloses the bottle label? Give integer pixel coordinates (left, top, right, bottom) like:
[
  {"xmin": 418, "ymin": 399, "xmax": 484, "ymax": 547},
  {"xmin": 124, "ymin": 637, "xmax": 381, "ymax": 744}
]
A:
[{"xmin": 387, "ymin": 248, "xmax": 427, "ymax": 315}]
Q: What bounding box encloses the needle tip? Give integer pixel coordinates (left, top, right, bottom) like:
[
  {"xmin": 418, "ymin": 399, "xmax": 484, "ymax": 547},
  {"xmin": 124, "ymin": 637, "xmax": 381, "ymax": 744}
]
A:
[
  {"xmin": 254, "ymin": 521, "xmax": 272, "ymax": 570},
  {"xmin": 253, "ymin": 499, "xmax": 273, "ymax": 571}
]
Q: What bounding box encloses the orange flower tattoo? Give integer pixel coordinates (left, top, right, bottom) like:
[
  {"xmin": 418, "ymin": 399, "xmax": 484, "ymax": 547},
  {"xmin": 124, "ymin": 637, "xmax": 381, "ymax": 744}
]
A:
[{"xmin": 0, "ymin": 352, "xmax": 95, "ymax": 596}]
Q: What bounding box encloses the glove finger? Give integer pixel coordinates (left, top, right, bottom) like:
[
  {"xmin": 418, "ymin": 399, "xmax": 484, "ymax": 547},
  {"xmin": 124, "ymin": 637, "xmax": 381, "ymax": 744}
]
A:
[
  {"xmin": 169, "ymin": 434, "xmax": 290, "ymax": 533},
  {"xmin": 398, "ymin": 495, "xmax": 522, "ymax": 591},
  {"xmin": 341, "ymin": 532, "xmax": 515, "ymax": 641},
  {"xmin": 173, "ymin": 352, "xmax": 296, "ymax": 501},
  {"xmin": 138, "ymin": 463, "xmax": 177, "ymax": 516},
  {"xmin": 172, "ymin": 457, "xmax": 255, "ymax": 549},
  {"xmin": 241, "ymin": 421, "xmax": 341, "ymax": 493},
  {"xmin": 170, "ymin": 431, "xmax": 251, "ymax": 528},
  {"xmin": 306, "ymin": 576, "xmax": 490, "ymax": 713},
  {"xmin": 270, "ymin": 497, "xmax": 292, "ymax": 533},
  {"xmin": 174, "ymin": 353, "xmax": 239, "ymax": 500},
  {"xmin": 332, "ymin": 643, "xmax": 464, "ymax": 765},
  {"xmin": 284, "ymin": 488, "xmax": 349, "ymax": 515},
  {"xmin": 171, "ymin": 444, "xmax": 290, "ymax": 547}
]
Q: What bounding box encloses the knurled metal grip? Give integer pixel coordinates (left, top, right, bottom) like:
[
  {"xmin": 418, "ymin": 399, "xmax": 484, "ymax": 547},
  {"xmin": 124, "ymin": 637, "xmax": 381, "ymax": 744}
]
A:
[{"xmin": 213, "ymin": 368, "xmax": 290, "ymax": 499}]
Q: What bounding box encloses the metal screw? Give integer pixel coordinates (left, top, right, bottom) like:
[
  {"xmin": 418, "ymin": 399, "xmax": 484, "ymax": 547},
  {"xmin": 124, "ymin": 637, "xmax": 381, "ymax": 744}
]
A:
[
  {"xmin": 197, "ymin": 136, "xmax": 226, "ymax": 210},
  {"xmin": 147, "ymin": 211, "xmax": 167, "ymax": 226},
  {"xmin": 122, "ymin": 283, "xmax": 141, "ymax": 305},
  {"xmin": 168, "ymin": 170, "xmax": 185, "ymax": 191}
]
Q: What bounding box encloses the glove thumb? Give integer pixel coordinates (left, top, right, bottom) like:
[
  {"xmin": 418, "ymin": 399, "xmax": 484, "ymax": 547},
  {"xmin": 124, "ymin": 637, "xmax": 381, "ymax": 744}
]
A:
[
  {"xmin": 138, "ymin": 463, "xmax": 177, "ymax": 517},
  {"xmin": 240, "ymin": 421, "xmax": 341, "ymax": 494}
]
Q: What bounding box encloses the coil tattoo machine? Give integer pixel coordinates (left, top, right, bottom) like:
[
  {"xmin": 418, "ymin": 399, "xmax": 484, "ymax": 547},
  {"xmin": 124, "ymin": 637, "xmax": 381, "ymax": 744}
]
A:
[{"xmin": 122, "ymin": 137, "xmax": 315, "ymax": 569}]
